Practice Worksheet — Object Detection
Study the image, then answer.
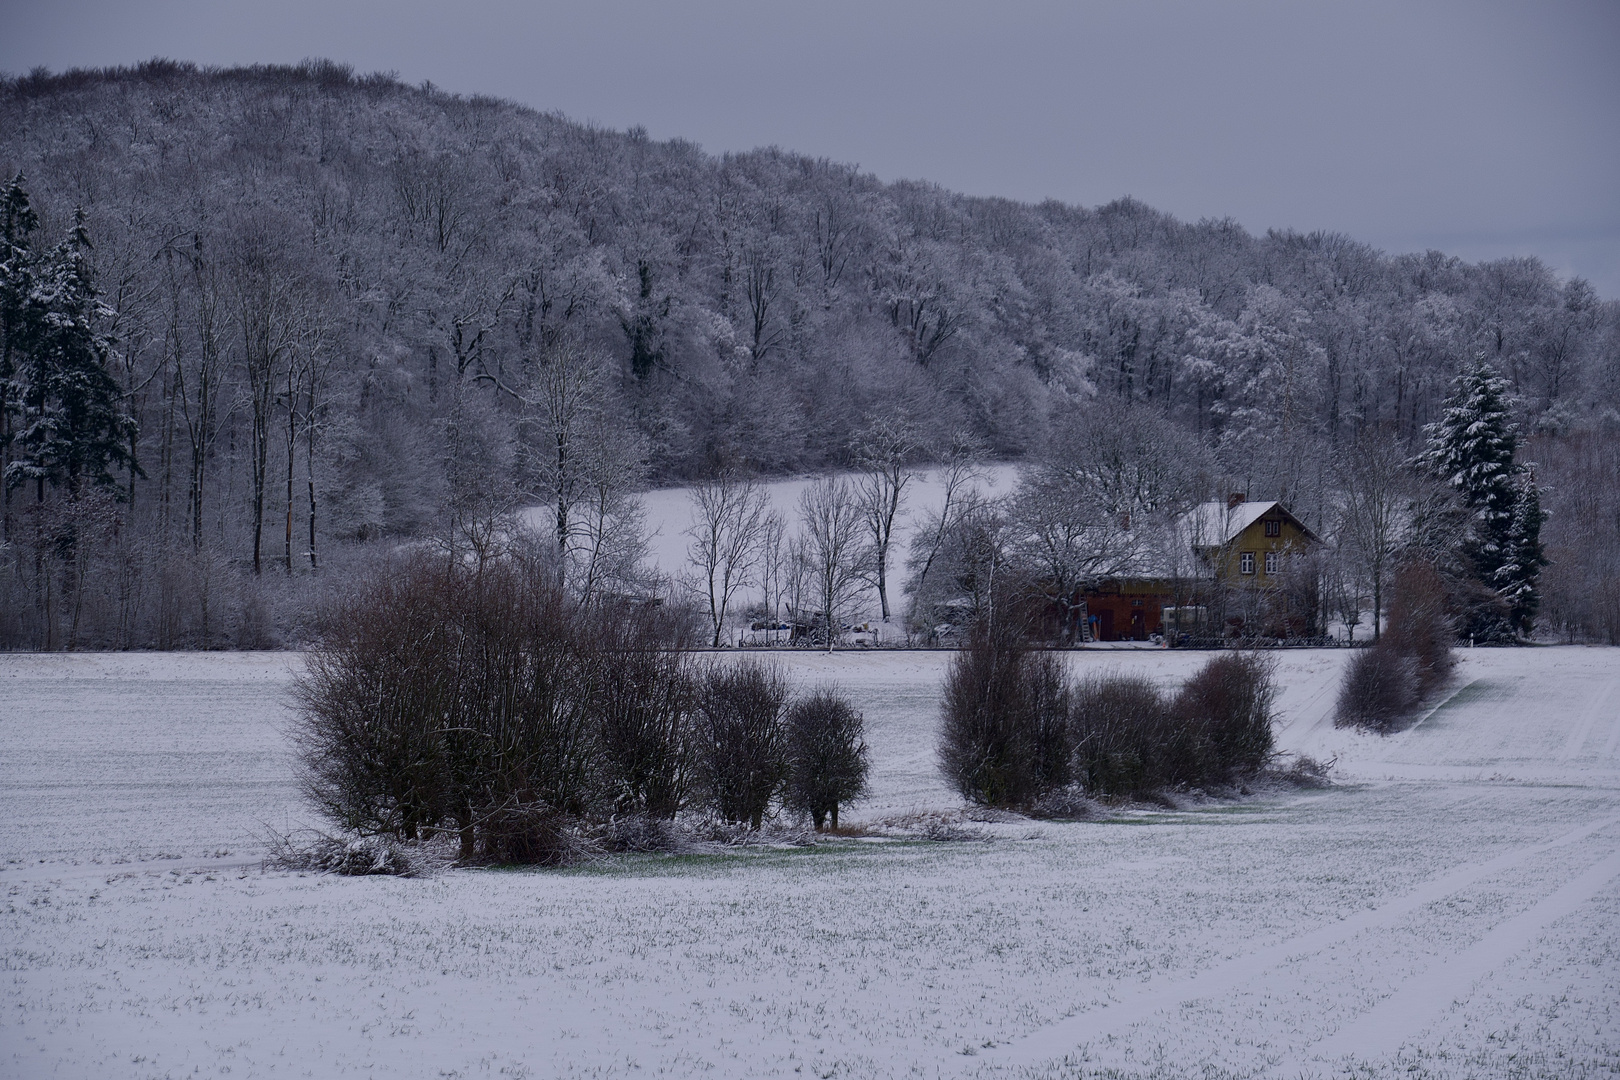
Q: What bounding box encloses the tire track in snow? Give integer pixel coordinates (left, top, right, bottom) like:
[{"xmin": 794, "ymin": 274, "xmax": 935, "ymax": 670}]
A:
[
  {"xmin": 1603, "ymin": 682, "xmax": 1620, "ymax": 764},
  {"xmin": 1280, "ymin": 845, "xmax": 1620, "ymax": 1075},
  {"xmin": 1560, "ymin": 676, "xmax": 1618, "ymax": 762},
  {"xmin": 989, "ymin": 811, "xmax": 1620, "ymax": 1069}
]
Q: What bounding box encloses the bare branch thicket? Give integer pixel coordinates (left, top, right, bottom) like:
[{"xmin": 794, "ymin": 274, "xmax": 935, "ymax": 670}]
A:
[
  {"xmin": 693, "ymin": 659, "xmax": 790, "ymax": 828},
  {"xmin": 295, "ymin": 553, "xmax": 642, "ymax": 864},
  {"xmin": 937, "ymin": 615, "xmax": 1066, "ymax": 808},
  {"xmin": 580, "ymin": 601, "xmax": 700, "ymax": 819},
  {"xmin": 1072, "ymin": 653, "xmax": 1276, "ymax": 797},
  {"xmin": 1331, "ymin": 430, "xmax": 1413, "ymax": 641},
  {"xmin": 685, "ymin": 471, "xmax": 771, "ymax": 647},
  {"xmin": 1335, "ymin": 561, "xmax": 1455, "ymax": 732},
  {"xmin": 852, "ymin": 415, "xmax": 920, "ymax": 624},
  {"xmin": 797, "ymin": 475, "xmax": 867, "ymax": 652}
]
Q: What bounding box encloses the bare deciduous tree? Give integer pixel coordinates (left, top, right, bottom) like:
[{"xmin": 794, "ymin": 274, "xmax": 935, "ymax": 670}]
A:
[
  {"xmin": 1333, "ymin": 431, "xmax": 1413, "ymax": 641},
  {"xmin": 853, "ymin": 415, "xmax": 918, "ymax": 624},
  {"xmin": 797, "ymin": 475, "xmax": 866, "ymax": 652},
  {"xmin": 685, "ymin": 471, "xmax": 771, "ymax": 647}
]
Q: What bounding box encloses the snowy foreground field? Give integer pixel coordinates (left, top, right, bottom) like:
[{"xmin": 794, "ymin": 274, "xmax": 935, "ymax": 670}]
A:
[{"xmin": 3, "ymin": 648, "xmax": 1619, "ymax": 1079}]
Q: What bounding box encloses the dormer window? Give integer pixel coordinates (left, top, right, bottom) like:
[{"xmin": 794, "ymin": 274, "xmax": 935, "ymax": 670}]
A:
[
  {"xmin": 1264, "ymin": 519, "xmax": 1281, "ymax": 537},
  {"xmin": 1240, "ymin": 552, "xmax": 1255, "ymax": 575}
]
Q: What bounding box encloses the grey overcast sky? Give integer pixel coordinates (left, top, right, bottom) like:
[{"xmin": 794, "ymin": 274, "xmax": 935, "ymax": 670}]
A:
[{"xmin": 6, "ymin": 0, "xmax": 1619, "ymax": 295}]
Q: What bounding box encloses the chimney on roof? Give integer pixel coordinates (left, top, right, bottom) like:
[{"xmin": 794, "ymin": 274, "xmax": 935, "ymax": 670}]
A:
[{"xmin": 1227, "ymin": 492, "xmax": 1247, "ymax": 509}]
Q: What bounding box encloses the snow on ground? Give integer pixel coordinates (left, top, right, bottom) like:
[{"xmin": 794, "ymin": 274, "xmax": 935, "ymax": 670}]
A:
[{"xmin": 3, "ymin": 646, "xmax": 1619, "ymax": 1079}]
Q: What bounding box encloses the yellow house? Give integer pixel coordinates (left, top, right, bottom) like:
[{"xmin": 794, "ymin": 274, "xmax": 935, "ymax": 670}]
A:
[{"xmin": 1186, "ymin": 495, "xmax": 1321, "ymax": 584}]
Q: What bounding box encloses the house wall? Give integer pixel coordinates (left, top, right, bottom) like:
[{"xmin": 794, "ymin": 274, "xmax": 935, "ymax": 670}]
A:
[
  {"xmin": 1081, "ymin": 579, "xmax": 1171, "ymax": 641},
  {"xmin": 1211, "ymin": 511, "xmax": 1314, "ymax": 584}
]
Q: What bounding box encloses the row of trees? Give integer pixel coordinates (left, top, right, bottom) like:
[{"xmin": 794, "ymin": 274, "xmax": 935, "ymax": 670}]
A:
[
  {"xmin": 1, "ymin": 61, "xmax": 1613, "ymax": 648},
  {"xmin": 684, "ymin": 417, "xmax": 919, "ymax": 648},
  {"xmin": 295, "ymin": 553, "xmax": 870, "ymax": 863}
]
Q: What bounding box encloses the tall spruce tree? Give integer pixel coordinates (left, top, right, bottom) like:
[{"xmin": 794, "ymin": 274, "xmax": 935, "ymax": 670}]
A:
[
  {"xmin": 4, "ymin": 207, "xmax": 137, "ymax": 502},
  {"xmin": 1418, "ymin": 360, "xmax": 1520, "ymax": 578},
  {"xmin": 1497, "ymin": 473, "xmax": 1549, "ymax": 635},
  {"xmin": 0, "ymin": 173, "xmax": 41, "ymax": 539}
]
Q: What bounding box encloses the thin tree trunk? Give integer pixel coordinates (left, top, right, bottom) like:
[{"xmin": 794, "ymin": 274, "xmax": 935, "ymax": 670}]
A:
[{"xmin": 285, "ymin": 367, "xmax": 297, "ymax": 575}]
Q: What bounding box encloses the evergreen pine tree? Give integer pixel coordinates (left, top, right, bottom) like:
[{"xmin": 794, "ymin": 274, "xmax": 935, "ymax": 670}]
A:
[
  {"xmin": 1496, "ymin": 472, "xmax": 1549, "ymax": 636},
  {"xmin": 0, "ymin": 173, "xmax": 41, "ymax": 534},
  {"xmin": 5, "ymin": 208, "xmax": 138, "ymax": 501},
  {"xmin": 1417, "ymin": 359, "xmax": 1520, "ymax": 589}
]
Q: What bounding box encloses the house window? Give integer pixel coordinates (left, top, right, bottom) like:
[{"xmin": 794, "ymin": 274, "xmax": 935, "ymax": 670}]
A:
[
  {"xmin": 1240, "ymin": 552, "xmax": 1255, "ymax": 575},
  {"xmin": 1264, "ymin": 519, "xmax": 1281, "ymax": 537},
  {"xmin": 1265, "ymin": 551, "xmax": 1279, "ymax": 575}
]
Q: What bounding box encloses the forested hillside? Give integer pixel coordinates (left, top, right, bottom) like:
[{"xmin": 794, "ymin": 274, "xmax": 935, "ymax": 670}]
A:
[{"xmin": 2, "ymin": 59, "xmax": 1616, "ymax": 648}]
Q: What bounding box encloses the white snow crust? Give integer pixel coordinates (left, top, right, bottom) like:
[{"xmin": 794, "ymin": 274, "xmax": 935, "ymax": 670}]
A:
[{"xmin": 3, "ymin": 646, "xmax": 1618, "ymax": 1078}]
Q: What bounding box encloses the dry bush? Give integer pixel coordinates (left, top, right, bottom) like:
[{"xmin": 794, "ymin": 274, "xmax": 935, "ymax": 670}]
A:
[
  {"xmin": 784, "ymin": 687, "xmax": 870, "ymax": 830},
  {"xmin": 1173, "ymin": 652, "xmax": 1276, "ymax": 780},
  {"xmin": 1336, "ymin": 561, "xmax": 1454, "ymax": 732},
  {"xmin": 1382, "ymin": 561, "xmax": 1454, "ymax": 695},
  {"xmin": 581, "ymin": 602, "xmax": 699, "ymax": 820},
  {"xmin": 1335, "ymin": 646, "xmax": 1420, "ymax": 732},
  {"xmin": 694, "ymin": 659, "xmax": 790, "ymax": 828},
  {"xmin": 1070, "ymin": 672, "xmax": 1179, "ymax": 798},
  {"xmin": 1071, "ymin": 653, "xmax": 1276, "ymax": 798},
  {"xmin": 937, "ymin": 620, "xmax": 1069, "ymax": 807},
  {"xmin": 295, "ymin": 551, "xmax": 625, "ymax": 864},
  {"xmin": 293, "ymin": 556, "xmax": 462, "ymax": 841}
]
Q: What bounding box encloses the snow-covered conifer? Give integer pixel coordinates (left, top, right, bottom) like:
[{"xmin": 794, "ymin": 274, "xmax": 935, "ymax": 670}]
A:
[
  {"xmin": 5, "ymin": 207, "xmax": 137, "ymax": 500},
  {"xmin": 1496, "ymin": 472, "xmax": 1549, "ymax": 635},
  {"xmin": 1417, "ymin": 359, "xmax": 1520, "ymax": 589}
]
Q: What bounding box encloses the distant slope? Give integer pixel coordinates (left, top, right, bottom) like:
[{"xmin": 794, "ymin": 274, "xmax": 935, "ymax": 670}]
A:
[{"xmin": 1, "ymin": 60, "xmax": 1615, "ymax": 648}]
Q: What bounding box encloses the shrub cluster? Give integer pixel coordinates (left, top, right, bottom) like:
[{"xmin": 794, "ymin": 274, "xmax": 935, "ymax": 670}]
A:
[
  {"xmin": 1335, "ymin": 562, "xmax": 1455, "ymax": 732},
  {"xmin": 294, "ymin": 556, "xmax": 869, "ymax": 864},
  {"xmin": 1071, "ymin": 653, "xmax": 1277, "ymax": 798},
  {"xmin": 939, "ymin": 627, "xmax": 1277, "ymax": 806},
  {"xmin": 937, "ymin": 620, "xmax": 1072, "ymax": 806}
]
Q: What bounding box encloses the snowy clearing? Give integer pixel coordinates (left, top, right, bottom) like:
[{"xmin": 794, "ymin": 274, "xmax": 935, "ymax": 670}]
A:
[{"xmin": 3, "ymin": 646, "xmax": 1619, "ymax": 1079}]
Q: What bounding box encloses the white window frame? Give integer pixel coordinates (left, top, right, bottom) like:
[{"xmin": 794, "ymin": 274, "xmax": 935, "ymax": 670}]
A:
[
  {"xmin": 1240, "ymin": 551, "xmax": 1256, "ymax": 575},
  {"xmin": 1264, "ymin": 551, "xmax": 1279, "ymax": 575}
]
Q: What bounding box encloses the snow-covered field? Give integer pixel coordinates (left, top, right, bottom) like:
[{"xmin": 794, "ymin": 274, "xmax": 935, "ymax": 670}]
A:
[{"xmin": 3, "ymin": 646, "xmax": 1619, "ymax": 1079}]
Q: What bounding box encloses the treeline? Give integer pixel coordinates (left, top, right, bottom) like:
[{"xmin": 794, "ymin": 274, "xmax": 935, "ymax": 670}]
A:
[{"xmin": 1, "ymin": 59, "xmax": 1618, "ymax": 648}]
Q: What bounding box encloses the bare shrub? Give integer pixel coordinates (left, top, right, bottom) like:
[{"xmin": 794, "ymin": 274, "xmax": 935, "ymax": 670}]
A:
[
  {"xmin": 1027, "ymin": 650, "xmax": 1074, "ymax": 793},
  {"xmin": 694, "ymin": 660, "xmax": 790, "ymax": 828},
  {"xmin": 1071, "ymin": 652, "xmax": 1274, "ymax": 799},
  {"xmin": 294, "ymin": 551, "xmax": 616, "ymax": 864},
  {"xmin": 1070, "ymin": 672, "xmax": 1178, "ymax": 798},
  {"xmin": 475, "ymin": 806, "xmax": 600, "ymax": 867},
  {"xmin": 1336, "ymin": 561, "xmax": 1455, "ymax": 732},
  {"xmin": 581, "ymin": 601, "xmax": 697, "ymax": 819},
  {"xmin": 784, "ymin": 687, "xmax": 871, "ymax": 830},
  {"xmin": 293, "ymin": 556, "xmax": 461, "ymax": 841},
  {"xmin": 1382, "ymin": 561, "xmax": 1454, "ymax": 695},
  {"xmin": 937, "ymin": 620, "xmax": 1059, "ymax": 807},
  {"xmin": 1173, "ymin": 652, "xmax": 1277, "ymax": 780},
  {"xmin": 1335, "ymin": 645, "xmax": 1420, "ymax": 732}
]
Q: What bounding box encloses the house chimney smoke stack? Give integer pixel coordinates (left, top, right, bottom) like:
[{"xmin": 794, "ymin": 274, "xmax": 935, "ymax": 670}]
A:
[{"xmin": 1227, "ymin": 492, "xmax": 1247, "ymax": 509}]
